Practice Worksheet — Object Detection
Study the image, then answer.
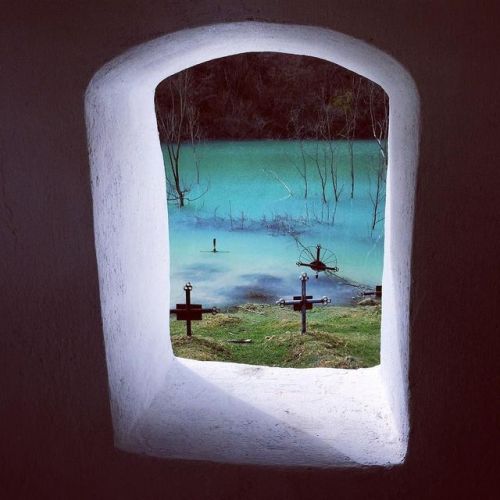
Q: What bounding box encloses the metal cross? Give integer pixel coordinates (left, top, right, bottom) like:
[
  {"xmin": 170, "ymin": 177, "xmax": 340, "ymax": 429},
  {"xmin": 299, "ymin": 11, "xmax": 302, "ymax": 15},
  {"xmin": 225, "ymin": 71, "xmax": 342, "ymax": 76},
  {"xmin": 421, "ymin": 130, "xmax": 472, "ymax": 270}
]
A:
[
  {"xmin": 170, "ymin": 282, "xmax": 219, "ymax": 336},
  {"xmin": 297, "ymin": 244, "xmax": 339, "ymax": 278},
  {"xmin": 276, "ymin": 272, "xmax": 331, "ymax": 334},
  {"xmin": 200, "ymin": 238, "xmax": 229, "ymax": 253},
  {"xmin": 363, "ymin": 285, "xmax": 382, "ymax": 298}
]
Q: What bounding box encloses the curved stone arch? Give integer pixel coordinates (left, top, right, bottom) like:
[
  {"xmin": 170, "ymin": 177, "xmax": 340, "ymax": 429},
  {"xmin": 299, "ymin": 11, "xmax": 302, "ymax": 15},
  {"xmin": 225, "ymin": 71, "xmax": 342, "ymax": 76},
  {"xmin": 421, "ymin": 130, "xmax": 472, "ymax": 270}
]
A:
[{"xmin": 85, "ymin": 22, "xmax": 419, "ymax": 467}]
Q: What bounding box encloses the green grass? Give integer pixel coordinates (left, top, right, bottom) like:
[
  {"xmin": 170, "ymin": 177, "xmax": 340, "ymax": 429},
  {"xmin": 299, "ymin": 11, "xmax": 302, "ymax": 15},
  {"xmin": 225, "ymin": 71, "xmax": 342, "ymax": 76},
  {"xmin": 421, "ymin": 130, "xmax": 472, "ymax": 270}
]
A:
[{"xmin": 170, "ymin": 304, "xmax": 380, "ymax": 369}]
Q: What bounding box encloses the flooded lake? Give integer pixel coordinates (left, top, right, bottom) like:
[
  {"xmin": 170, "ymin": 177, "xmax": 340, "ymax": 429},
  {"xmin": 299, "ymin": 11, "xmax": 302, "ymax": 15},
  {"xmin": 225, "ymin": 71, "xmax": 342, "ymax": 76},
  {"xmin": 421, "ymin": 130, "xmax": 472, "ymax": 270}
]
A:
[{"xmin": 165, "ymin": 140, "xmax": 385, "ymax": 308}]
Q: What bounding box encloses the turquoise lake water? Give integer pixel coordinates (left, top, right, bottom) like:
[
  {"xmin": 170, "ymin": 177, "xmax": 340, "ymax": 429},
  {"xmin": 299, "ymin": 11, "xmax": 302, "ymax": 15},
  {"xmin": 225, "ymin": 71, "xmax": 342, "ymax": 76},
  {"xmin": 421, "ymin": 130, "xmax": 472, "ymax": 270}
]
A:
[{"xmin": 164, "ymin": 140, "xmax": 385, "ymax": 308}]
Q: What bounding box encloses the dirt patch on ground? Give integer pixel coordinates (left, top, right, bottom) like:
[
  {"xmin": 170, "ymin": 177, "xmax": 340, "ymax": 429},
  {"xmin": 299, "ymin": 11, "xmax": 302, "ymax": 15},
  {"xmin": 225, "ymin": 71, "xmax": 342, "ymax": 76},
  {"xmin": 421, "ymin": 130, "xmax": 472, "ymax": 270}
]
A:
[
  {"xmin": 234, "ymin": 303, "xmax": 270, "ymax": 314},
  {"xmin": 205, "ymin": 314, "xmax": 242, "ymax": 327},
  {"xmin": 318, "ymin": 355, "xmax": 361, "ymax": 369},
  {"xmin": 172, "ymin": 336, "xmax": 232, "ymax": 361}
]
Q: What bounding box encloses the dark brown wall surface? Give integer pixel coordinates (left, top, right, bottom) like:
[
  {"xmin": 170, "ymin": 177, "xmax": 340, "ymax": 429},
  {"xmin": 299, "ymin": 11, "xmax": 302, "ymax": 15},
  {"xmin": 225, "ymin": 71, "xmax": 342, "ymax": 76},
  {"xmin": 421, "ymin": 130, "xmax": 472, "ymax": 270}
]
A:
[{"xmin": 1, "ymin": 1, "xmax": 498, "ymax": 498}]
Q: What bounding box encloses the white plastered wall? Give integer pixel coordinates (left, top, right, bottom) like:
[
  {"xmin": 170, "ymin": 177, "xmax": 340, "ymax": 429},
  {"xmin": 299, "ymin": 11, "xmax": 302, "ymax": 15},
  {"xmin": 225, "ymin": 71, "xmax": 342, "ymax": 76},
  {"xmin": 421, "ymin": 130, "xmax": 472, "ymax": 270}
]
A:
[{"xmin": 85, "ymin": 22, "xmax": 419, "ymax": 466}]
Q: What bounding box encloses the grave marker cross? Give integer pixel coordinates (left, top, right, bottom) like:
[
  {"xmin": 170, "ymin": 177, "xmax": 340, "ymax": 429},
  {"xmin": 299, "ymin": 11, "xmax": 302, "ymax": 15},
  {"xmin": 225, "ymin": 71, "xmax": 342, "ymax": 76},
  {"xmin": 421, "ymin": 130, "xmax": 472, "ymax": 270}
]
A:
[
  {"xmin": 363, "ymin": 285, "xmax": 382, "ymax": 298},
  {"xmin": 170, "ymin": 282, "xmax": 218, "ymax": 336},
  {"xmin": 277, "ymin": 273, "xmax": 331, "ymax": 334},
  {"xmin": 297, "ymin": 244, "xmax": 339, "ymax": 278}
]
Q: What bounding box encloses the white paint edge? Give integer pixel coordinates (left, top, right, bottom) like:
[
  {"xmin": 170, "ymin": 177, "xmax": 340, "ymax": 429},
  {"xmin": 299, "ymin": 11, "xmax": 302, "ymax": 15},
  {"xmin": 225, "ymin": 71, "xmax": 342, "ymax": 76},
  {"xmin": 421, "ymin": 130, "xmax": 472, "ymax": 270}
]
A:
[{"xmin": 85, "ymin": 22, "xmax": 419, "ymax": 466}]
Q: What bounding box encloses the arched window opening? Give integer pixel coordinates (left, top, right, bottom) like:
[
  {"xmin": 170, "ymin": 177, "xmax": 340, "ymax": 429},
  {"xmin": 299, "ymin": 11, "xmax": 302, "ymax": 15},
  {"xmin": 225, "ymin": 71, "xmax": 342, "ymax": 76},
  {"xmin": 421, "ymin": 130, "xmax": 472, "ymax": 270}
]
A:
[
  {"xmin": 86, "ymin": 23, "xmax": 419, "ymax": 467},
  {"xmin": 156, "ymin": 53, "xmax": 388, "ymax": 370}
]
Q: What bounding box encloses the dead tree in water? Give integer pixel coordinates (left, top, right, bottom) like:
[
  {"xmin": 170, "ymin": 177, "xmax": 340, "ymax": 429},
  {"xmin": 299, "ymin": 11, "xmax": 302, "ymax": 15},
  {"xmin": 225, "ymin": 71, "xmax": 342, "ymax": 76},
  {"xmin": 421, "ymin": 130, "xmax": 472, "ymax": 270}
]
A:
[
  {"xmin": 369, "ymin": 154, "xmax": 386, "ymax": 231},
  {"xmin": 155, "ymin": 70, "xmax": 205, "ymax": 207},
  {"xmin": 288, "ymin": 107, "xmax": 309, "ymax": 199},
  {"xmin": 332, "ymin": 76, "xmax": 362, "ymax": 199},
  {"xmin": 319, "ymin": 99, "xmax": 344, "ymax": 224},
  {"xmin": 368, "ymin": 82, "xmax": 389, "ymax": 231},
  {"xmin": 309, "ymin": 90, "xmax": 345, "ymax": 225},
  {"xmin": 310, "ymin": 142, "xmax": 329, "ymax": 205},
  {"xmin": 369, "ymin": 82, "xmax": 389, "ymax": 167}
]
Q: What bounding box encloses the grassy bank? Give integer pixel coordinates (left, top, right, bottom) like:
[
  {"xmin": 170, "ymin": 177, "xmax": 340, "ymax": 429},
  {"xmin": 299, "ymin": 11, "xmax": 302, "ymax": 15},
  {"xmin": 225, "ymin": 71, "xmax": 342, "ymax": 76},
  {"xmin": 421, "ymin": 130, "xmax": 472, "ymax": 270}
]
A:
[{"xmin": 170, "ymin": 304, "xmax": 380, "ymax": 369}]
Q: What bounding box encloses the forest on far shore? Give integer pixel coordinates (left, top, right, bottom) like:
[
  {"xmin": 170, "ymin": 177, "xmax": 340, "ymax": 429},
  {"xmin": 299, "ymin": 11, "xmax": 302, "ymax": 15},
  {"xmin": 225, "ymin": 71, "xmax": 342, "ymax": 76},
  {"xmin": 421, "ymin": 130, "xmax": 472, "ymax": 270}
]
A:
[{"xmin": 155, "ymin": 52, "xmax": 388, "ymax": 141}]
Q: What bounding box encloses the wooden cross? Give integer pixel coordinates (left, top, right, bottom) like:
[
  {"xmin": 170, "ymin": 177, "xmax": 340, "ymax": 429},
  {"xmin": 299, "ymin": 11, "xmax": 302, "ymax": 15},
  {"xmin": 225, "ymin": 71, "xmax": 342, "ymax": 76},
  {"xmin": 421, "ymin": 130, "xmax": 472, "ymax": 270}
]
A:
[
  {"xmin": 276, "ymin": 272, "xmax": 331, "ymax": 334},
  {"xmin": 170, "ymin": 282, "xmax": 218, "ymax": 336}
]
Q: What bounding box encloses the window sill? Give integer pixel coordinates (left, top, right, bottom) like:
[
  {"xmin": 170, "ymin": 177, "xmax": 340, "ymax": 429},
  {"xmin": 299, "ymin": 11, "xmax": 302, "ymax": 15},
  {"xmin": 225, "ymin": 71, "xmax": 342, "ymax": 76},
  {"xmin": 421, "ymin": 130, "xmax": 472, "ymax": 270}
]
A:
[{"xmin": 125, "ymin": 358, "xmax": 404, "ymax": 467}]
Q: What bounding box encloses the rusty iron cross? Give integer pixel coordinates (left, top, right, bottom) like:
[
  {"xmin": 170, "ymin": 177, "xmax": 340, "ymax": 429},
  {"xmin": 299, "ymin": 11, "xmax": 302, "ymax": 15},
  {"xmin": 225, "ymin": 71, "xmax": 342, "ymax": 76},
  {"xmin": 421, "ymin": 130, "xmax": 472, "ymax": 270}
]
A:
[
  {"xmin": 276, "ymin": 272, "xmax": 331, "ymax": 334},
  {"xmin": 297, "ymin": 244, "xmax": 339, "ymax": 278},
  {"xmin": 363, "ymin": 285, "xmax": 382, "ymax": 298},
  {"xmin": 170, "ymin": 282, "xmax": 219, "ymax": 336}
]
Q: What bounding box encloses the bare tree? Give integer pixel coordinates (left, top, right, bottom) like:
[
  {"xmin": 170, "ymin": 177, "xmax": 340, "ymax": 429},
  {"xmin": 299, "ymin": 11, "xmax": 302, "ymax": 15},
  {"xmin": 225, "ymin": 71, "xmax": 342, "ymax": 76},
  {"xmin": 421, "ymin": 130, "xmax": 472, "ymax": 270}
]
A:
[
  {"xmin": 368, "ymin": 154, "xmax": 386, "ymax": 231},
  {"xmin": 327, "ymin": 143, "xmax": 343, "ymax": 226},
  {"xmin": 186, "ymin": 99, "xmax": 202, "ymax": 184},
  {"xmin": 310, "ymin": 142, "xmax": 329, "ymax": 205},
  {"xmin": 263, "ymin": 169, "xmax": 293, "ymax": 200},
  {"xmin": 312, "ymin": 92, "xmax": 344, "ymax": 224},
  {"xmin": 155, "ymin": 70, "xmax": 205, "ymax": 208},
  {"xmin": 367, "ymin": 82, "xmax": 389, "ymax": 232},
  {"xmin": 315, "ymin": 98, "xmax": 343, "ymax": 202},
  {"xmin": 369, "ymin": 82, "xmax": 389, "ymax": 166},
  {"xmin": 332, "ymin": 76, "xmax": 362, "ymax": 199},
  {"xmin": 288, "ymin": 107, "xmax": 309, "ymax": 199}
]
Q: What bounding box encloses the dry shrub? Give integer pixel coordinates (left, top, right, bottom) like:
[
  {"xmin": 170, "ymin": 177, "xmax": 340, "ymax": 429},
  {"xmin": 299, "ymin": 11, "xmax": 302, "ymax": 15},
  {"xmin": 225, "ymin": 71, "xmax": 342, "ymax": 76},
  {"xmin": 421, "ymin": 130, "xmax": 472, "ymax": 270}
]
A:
[
  {"xmin": 172, "ymin": 336, "xmax": 231, "ymax": 361},
  {"xmin": 205, "ymin": 314, "xmax": 241, "ymax": 327},
  {"xmin": 318, "ymin": 356, "xmax": 361, "ymax": 369},
  {"xmin": 236, "ymin": 304, "xmax": 268, "ymax": 314}
]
